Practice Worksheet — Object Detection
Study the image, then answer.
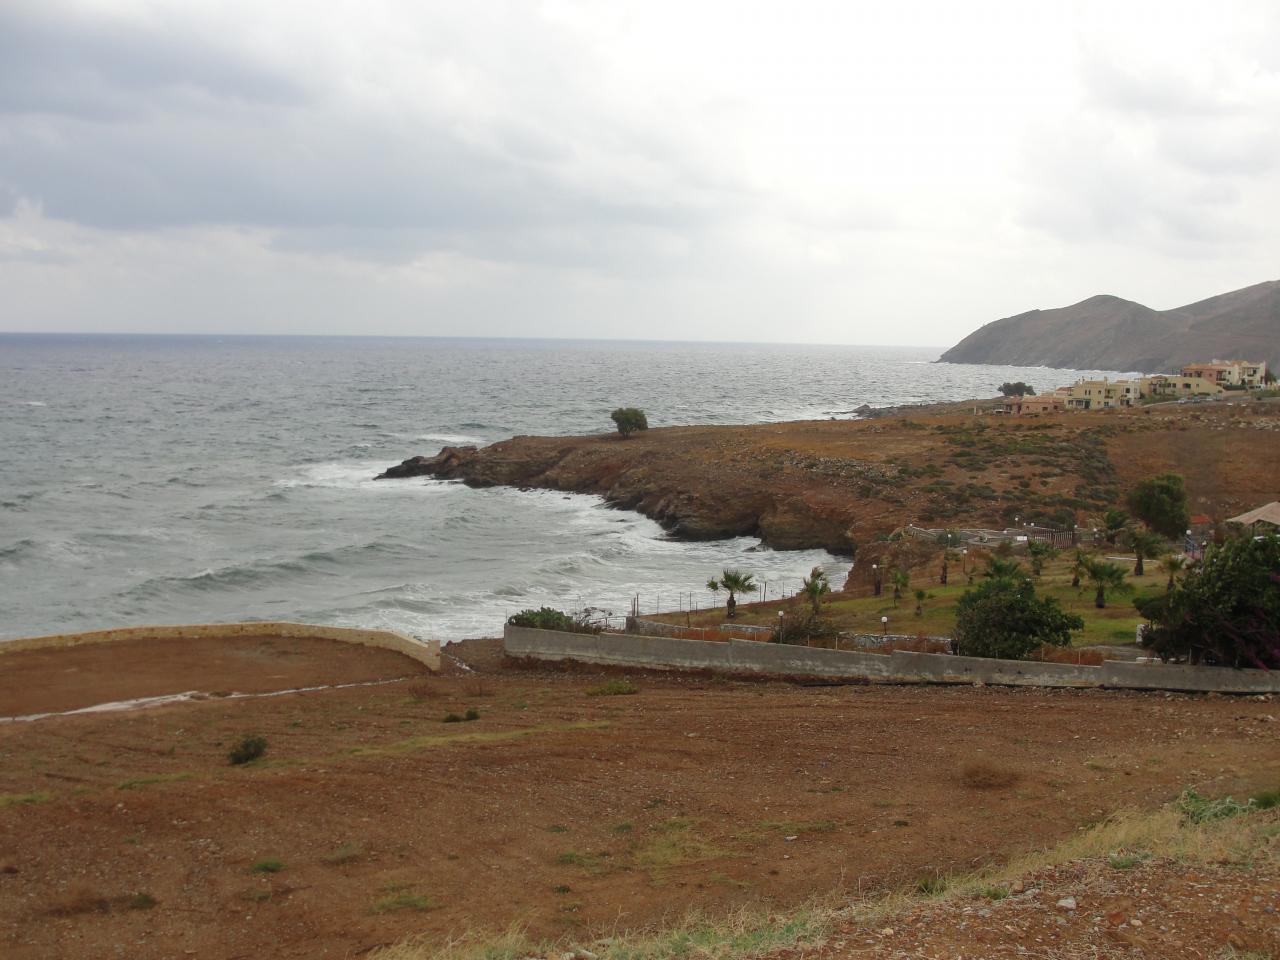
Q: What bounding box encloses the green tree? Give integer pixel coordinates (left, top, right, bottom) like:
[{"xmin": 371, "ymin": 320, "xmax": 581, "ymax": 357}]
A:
[
  {"xmin": 1103, "ymin": 509, "xmax": 1130, "ymax": 545},
  {"xmin": 953, "ymin": 578, "xmax": 1083, "ymax": 660},
  {"xmin": 1125, "ymin": 526, "xmax": 1165, "ymax": 577},
  {"xmin": 890, "ymin": 568, "xmax": 909, "ymax": 607},
  {"xmin": 800, "ymin": 566, "xmax": 831, "ymax": 616},
  {"xmin": 709, "ymin": 569, "xmax": 756, "ymax": 618},
  {"xmin": 914, "ymin": 588, "xmax": 928, "ymax": 617},
  {"xmin": 998, "ymin": 381, "xmax": 1036, "ymax": 397},
  {"xmin": 1084, "ymin": 558, "xmax": 1131, "ymax": 609},
  {"xmin": 1026, "ymin": 540, "xmax": 1058, "ymax": 577},
  {"xmin": 1125, "ymin": 473, "xmax": 1190, "ymax": 540},
  {"xmin": 1136, "ymin": 534, "xmax": 1280, "ymax": 668},
  {"xmin": 610, "ymin": 407, "xmax": 649, "ymax": 438}
]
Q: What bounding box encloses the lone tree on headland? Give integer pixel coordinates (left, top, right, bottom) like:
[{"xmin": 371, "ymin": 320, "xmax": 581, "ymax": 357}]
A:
[
  {"xmin": 610, "ymin": 407, "xmax": 648, "ymax": 438},
  {"xmin": 998, "ymin": 382, "xmax": 1036, "ymax": 397},
  {"xmin": 1126, "ymin": 473, "xmax": 1190, "ymax": 540}
]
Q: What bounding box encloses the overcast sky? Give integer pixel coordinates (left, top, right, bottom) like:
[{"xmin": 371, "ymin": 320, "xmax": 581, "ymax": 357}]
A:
[{"xmin": 1, "ymin": 0, "xmax": 1277, "ymax": 345}]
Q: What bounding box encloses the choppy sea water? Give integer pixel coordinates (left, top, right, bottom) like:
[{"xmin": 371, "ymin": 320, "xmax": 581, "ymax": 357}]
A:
[{"xmin": 0, "ymin": 335, "xmax": 1129, "ymax": 643}]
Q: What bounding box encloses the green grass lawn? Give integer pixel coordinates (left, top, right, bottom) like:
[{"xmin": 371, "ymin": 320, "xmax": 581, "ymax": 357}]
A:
[{"xmin": 656, "ymin": 554, "xmax": 1164, "ymax": 648}]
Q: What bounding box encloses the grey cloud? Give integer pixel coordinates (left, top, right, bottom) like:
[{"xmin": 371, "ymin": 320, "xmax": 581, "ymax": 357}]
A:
[
  {"xmin": 0, "ymin": 3, "xmax": 307, "ymax": 121},
  {"xmin": 0, "ymin": 3, "xmax": 719, "ymax": 268}
]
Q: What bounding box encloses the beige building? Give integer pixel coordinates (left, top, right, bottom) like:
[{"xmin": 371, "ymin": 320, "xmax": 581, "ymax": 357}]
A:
[
  {"xmin": 1059, "ymin": 377, "xmax": 1145, "ymax": 410},
  {"xmin": 1179, "ymin": 359, "xmax": 1269, "ymax": 387},
  {"xmin": 1000, "ymin": 394, "xmax": 1067, "ymax": 415},
  {"xmin": 1143, "ymin": 374, "xmax": 1227, "ymax": 399}
]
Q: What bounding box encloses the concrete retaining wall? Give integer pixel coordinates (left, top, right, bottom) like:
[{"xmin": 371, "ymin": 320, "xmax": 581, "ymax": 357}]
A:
[
  {"xmin": 504, "ymin": 625, "xmax": 1280, "ymax": 693},
  {"xmin": 1101, "ymin": 659, "xmax": 1280, "ymax": 694},
  {"xmin": 1, "ymin": 621, "xmax": 441, "ymax": 671}
]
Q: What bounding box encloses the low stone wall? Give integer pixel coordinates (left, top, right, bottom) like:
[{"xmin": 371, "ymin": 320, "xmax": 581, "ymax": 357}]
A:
[
  {"xmin": 1, "ymin": 621, "xmax": 441, "ymax": 671},
  {"xmin": 504, "ymin": 625, "xmax": 1280, "ymax": 694}
]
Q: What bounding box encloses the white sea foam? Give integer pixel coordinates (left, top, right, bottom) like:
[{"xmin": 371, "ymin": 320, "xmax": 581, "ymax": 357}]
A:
[
  {"xmin": 416, "ymin": 433, "xmax": 485, "ymax": 445},
  {"xmin": 273, "ymin": 461, "xmax": 455, "ymax": 492}
]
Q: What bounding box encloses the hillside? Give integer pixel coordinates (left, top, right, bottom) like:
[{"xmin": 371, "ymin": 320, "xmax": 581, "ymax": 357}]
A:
[{"xmin": 940, "ymin": 280, "xmax": 1280, "ymax": 371}]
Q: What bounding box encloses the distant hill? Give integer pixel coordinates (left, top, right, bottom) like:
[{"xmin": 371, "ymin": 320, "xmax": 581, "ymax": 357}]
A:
[{"xmin": 939, "ymin": 280, "xmax": 1280, "ymax": 372}]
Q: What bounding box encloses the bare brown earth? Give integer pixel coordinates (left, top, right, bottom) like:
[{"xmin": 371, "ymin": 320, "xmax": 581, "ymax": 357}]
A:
[
  {"xmin": 386, "ymin": 400, "xmax": 1280, "ymax": 551},
  {"xmin": 2, "ymin": 636, "xmax": 1278, "ymax": 959},
  {"xmin": 0, "ymin": 635, "xmax": 421, "ymax": 717}
]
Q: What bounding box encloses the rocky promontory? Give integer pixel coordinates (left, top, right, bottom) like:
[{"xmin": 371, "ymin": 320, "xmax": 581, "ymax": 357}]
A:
[{"xmin": 375, "ymin": 402, "xmax": 1280, "ymax": 552}]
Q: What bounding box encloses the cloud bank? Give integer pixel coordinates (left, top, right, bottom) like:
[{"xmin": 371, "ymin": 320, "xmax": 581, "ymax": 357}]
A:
[{"xmin": 2, "ymin": 0, "xmax": 1278, "ymax": 343}]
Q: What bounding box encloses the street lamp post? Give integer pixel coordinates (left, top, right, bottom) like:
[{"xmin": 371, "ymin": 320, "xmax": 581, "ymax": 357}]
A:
[
  {"xmin": 872, "ymin": 563, "xmax": 881, "ymax": 597},
  {"xmin": 777, "ymin": 610, "xmax": 785, "ymax": 644},
  {"xmin": 880, "ymin": 615, "xmax": 889, "ymax": 636}
]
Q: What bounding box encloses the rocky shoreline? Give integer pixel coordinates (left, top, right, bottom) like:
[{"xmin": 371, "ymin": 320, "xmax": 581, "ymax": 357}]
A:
[{"xmin": 375, "ymin": 400, "xmax": 1280, "ymax": 554}]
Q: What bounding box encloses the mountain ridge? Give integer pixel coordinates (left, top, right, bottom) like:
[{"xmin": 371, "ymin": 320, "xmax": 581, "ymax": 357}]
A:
[{"xmin": 940, "ymin": 280, "xmax": 1280, "ymax": 372}]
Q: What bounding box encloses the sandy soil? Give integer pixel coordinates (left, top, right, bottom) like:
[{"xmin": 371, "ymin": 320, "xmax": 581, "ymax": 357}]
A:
[{"xmin": 1, "ymin": 637, "xmax": 1277, "ymax": 959}]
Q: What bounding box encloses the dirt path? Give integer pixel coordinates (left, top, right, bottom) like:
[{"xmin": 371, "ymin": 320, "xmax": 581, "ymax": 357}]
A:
[{"xmin": 0, "ymin": 638, "xmax": 1276, "ymax": 959}]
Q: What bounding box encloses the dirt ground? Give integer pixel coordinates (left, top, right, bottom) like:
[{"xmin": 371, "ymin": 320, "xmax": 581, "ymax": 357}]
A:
[
  {"xmin": 0, "ymin": 635, "xmax": 422, "ymax": 717},
  {"xmin": 1, "ymin": 636, "xmax": 1278, "ymax": 959}
]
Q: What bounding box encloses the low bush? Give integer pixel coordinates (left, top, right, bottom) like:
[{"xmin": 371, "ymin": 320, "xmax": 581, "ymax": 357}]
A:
[
  {"xmin": 506, "ymin": 607, "xmax": 602, "ymax": 634},
  {"xmin": 228, "ymin": 735, "xmax": 267, "ymax": 766}
]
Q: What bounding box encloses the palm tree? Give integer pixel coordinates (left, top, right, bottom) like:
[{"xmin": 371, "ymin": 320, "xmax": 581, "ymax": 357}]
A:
[
  {"xmin": 1125, "ymin": 526, "xmax": 1165, "ymax": 577},
  {"xmin": 914, "ymin": 588, "xmax": 927, "ymax": 617},
  {"xmin": 940, "ymin": 549, "xmax": 959, "ymax": 586},
  {"xmin": 1159, "ymin": 553, "xmax": 1186, "ymax": 592},
  {"xmin": 1084, "ymin": 558, "xmax": 1132, "ymax": 609},
  {"xmin": 1103, "ymin": 509, "xmax": 1129, "ymax": 545},
  {"xmin": 1069, "ymin": 549, "xmax": 1090, "ymax": 590},
  {"xmin": 1026, "ymin": 540, "xmax": 1058, "ymax": 577},
  {"xmin": 711, "ymin": 569, "xmax": 756, "ymax": 618},
  {"xmin": 800, "ymin": 566, "xmax": 830, "ymax": 616},
  {"xmin": 890, "ymin": 569, "xmax": 909, "ymax": 607},
  {"xmin": 983, "ymin": 556, "xmax": 1024, "ymax": 580}
]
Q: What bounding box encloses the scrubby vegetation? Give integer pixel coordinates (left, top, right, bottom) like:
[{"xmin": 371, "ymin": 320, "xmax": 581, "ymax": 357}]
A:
[{"xmin": 506, "ymin": 607, "xmax": 602, "ymax": 634}]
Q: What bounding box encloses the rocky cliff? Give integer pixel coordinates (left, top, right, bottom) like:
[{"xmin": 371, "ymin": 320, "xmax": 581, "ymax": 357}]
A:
[{"xmin": 940, "ymin": 280, "xmax": 1280, "ymax": 372}]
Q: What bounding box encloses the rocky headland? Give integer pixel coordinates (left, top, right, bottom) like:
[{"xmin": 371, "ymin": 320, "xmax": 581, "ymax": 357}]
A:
[{"xmin": 376, "ymin": 400, "xmax": 1280, "ymax": 552}]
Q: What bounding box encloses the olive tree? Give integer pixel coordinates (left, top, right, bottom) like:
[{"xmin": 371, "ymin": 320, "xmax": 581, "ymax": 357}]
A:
[{"xmin": 610, "ymin": 407, "xmax": 649, "ymax": 438}]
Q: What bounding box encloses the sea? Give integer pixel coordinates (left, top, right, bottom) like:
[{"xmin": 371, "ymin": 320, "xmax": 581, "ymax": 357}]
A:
[{"xmin": 0, "ymin": 335, "xmax": 1127, "ymax": 644}]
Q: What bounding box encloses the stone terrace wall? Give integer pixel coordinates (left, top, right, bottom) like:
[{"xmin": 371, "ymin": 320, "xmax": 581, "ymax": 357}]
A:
[
  {"xmin": 1, "ymin": 621, "xmax": 441, "ymax": 671},
  {"xmin": 504, "ymin": 626, "xmax": 1280, "ymax": 694}
]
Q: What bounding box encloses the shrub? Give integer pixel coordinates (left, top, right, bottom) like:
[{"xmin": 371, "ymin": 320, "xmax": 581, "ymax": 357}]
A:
[
  {"xmin": 250, "ymin": 858, "xmax": 284, "ymax": 873},
  {"xmin": 228, "ymin": 735, "xmax": 267, "ymax": 766},
  {"xmin": 610, "ymin": 407, "xmax": 649, "ymax": 438},
  {"xmin": 952, "ymin": 578, "xmax": 1083, "ymax": 660},
  {"xmin": 443, "ymin": 713, "xmax": 464, "ymax": 723},
  {"xmin": 506, "ymin": 607, "xmax": 602, "ymax": 634},
  {"xmin": 463, "ymin": 708, "xmax": 481, "ymax": 721}
]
